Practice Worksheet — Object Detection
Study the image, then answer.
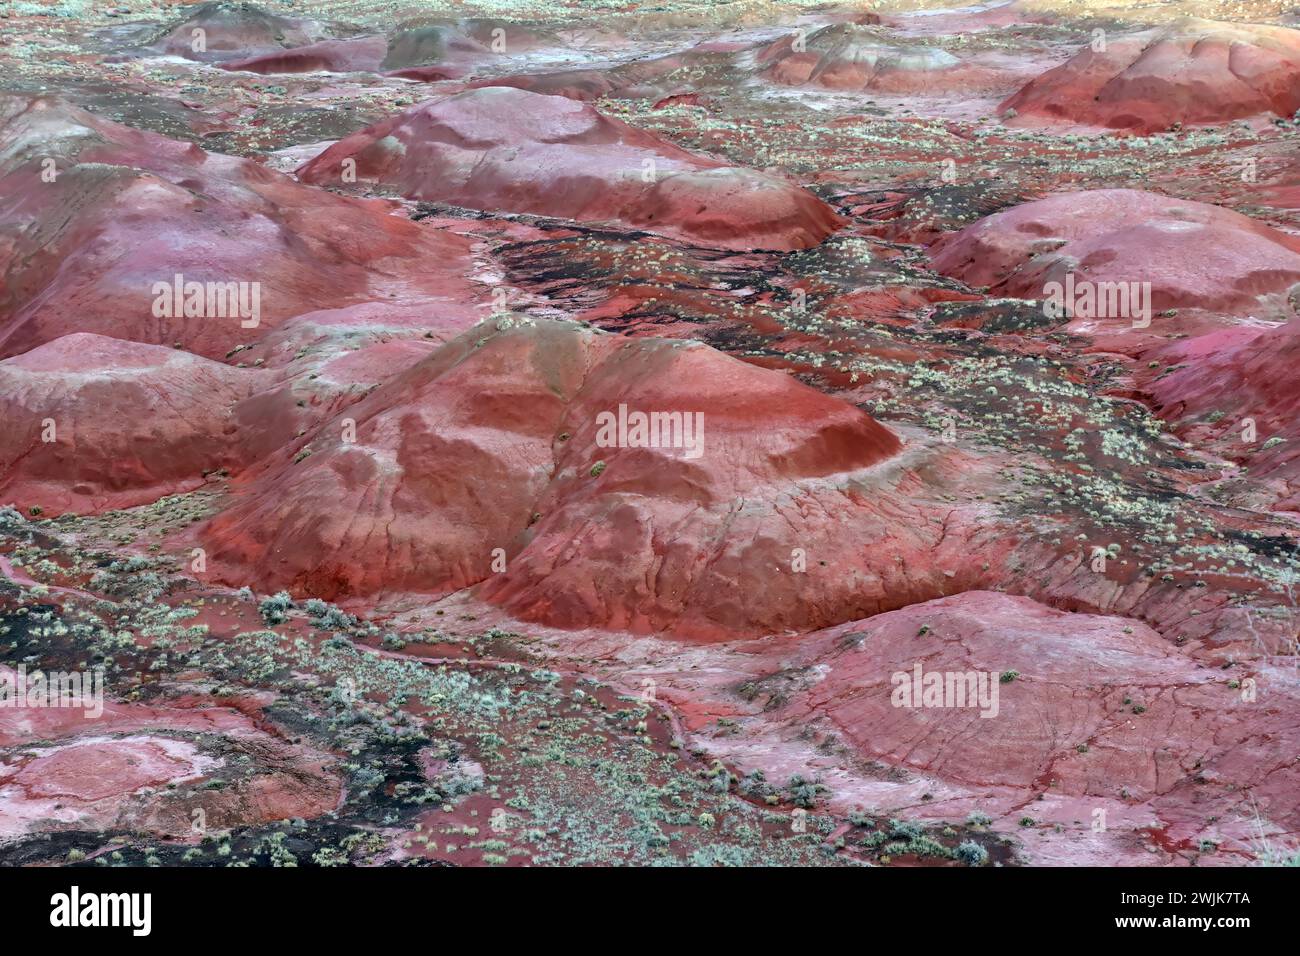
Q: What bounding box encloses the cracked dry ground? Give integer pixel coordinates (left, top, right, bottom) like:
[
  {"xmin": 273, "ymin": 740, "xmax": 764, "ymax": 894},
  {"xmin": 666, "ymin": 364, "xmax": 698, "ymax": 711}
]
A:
[{"xmin": 0, "ymin": 0, "xmax": 1298, "ymax": 867}]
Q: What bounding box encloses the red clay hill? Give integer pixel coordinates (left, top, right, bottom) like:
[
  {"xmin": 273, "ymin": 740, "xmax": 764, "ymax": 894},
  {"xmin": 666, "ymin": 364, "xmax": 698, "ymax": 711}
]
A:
[
  {"xmin": 709, "ymin": 590, "xmax": 1300, "ymax": 864},
  {"xmin": 219, "ymin": 18, "xmax": 544, "ymax": 77},
  {"xmin": 929, "ymin": 188, "xmax": 1300, "ymax": 323},
  {"xmin": 296, "ymin": 86, "xmax": 843, "ymax": 252},
  {"xmin": 1001, "ymin": 18, "xmax": 1300, "ymax": 132},
  {"xmin": 0, "ymin": 94, "xmax": 484, "ymax": 362},
  {"xmin": 148, "ymin": 0, "xmax": 333, "ymax": 62},
  {"xmin": 0, "ymin": 334, "xmax": 266, "ymax": 517},
  {"xmin": 757, "ymin": 23, "xmax": 1011, "ymax": 93},
  {"xmin": 199, "ymin": 318, "xmax": 910, "ymax": 637}
]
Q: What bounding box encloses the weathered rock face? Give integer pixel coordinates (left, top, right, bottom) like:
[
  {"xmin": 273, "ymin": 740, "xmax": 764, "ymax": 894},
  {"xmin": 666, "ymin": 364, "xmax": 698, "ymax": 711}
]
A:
[
  {"xmin": 1001, "ymin": 18, "xmax": 1300, "ymax": 131},
  {"xmin": 381, "ymin": 19, "xmax": 547, "ymax": 75},
  {"xmin": 200, "ymin": 318, "xmax": 908, "ymax": 636},
  {"xmin": 0, "ymin": 334, "xmax": 264, "ymax": 516},
  {"xmin": 929, "ymin": 188, "xmax": 1300, "ymax": 321},
  {"xmin": 0, "ymin": 95, "xmax": 484, "ymax": 361},
  {"xmin": 296, "ymin": 87, "xmax": 843, "ymax": 251},
  {"xmin": 380, "ymin": 22, "xmax": 492, "ymax": 71},
  {"xmin": 758, "ymin": 23, "xmax": 1008, "ymax": 93}
]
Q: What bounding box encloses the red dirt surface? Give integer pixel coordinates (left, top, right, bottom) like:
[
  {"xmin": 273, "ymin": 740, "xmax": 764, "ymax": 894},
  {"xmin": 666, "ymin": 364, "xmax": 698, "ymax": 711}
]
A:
[
  {"xmin": 513, "ymin": 589, "xmax": 1297, "ymax": 864},
  {"xmin": 0, "ymin": 665, "xmax": 341, "ymax": 841},
  {"xmin": 1143, "ymin": 320, "xmax": 1300, "ymax": 510},
  {"xmin": 221, "ymin": 36, "xmax": 391, "ymax": 75}
]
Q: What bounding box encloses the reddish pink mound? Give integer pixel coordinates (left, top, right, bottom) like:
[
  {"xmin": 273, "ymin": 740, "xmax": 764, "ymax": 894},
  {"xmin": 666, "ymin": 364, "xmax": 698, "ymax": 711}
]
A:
[
  {"xmin": 1001, "ymin": 18, "xmax": 1300, "ymax": 132},
  {"xmin": 200, "ymin": 319, "xmax": 909, "ymax": 637},
  {"xmin": 929, "ymin": 188, "xmax": 1300, "ymax": 319},
  {"xmin": 757, "ymin": 23, "xmax": 1008, "ymax": 93},
  {"xmin": 296, "ymin": 86, "xmax": 842, "ymax": 252},
  {"xmin": 465, "ymin": 69, "xmax": 618, "ymax": 101},
  {"xmin": 202, "ymin": 320, "xmax": 593, "ymax": 600},
  {"xmin": 462, "ymin": 48, "xmax": 722, "ymax": 102},
  {"xmin": 0, "ymin": 334, "xmax": 263, "ymax": 516},
  {"xmin": 217, "ymin": 18, "xmax": 550, "ymax": 76},
  {"xmin": 221, "ymin": 35, "xmax": 388, "ymax": 74},
  {"xmin": 771, "ymin": 592, "xmax": 1299, "ymax": 863},
  {"xmin": 381, "ymin": 22, "xmax": 491, "ymax": 78},
  {"xmin": 1145, "ymin": 321, "xmax": 1300, "ymax": 510},
  {"xmin": 0, "ymin": 95, "xmax": 483, "ymax": 360},
  {"xmin": 379, "ymin": 19, "xmax": 553, "ymax": 79},
  {"xmin": 150, "ymin": 1, "xmax": 330, "ymax": 61},
  {"xmin": 382, "ymin": 19, "xmax": 548, "ymax": 67}
]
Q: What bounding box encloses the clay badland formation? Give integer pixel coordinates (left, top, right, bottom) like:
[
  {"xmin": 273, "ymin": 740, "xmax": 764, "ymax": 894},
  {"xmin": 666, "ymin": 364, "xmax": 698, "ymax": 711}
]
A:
[{"xmin": 0, "ymin": 0, "xmax": 1297, "ymax": 869}]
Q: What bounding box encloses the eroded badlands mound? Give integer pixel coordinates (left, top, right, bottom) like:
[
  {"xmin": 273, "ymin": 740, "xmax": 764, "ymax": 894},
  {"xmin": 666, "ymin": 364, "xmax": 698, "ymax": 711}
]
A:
[
  {"xmin": 757, "ymin": 23, "xmax": 1008, "ymax": 93},
  {"xmin": 769, "ymin": 591, "xmax": 1300, "ymax": 862},
  {"xmin": 0, "ymin": 334, "xmax": 261, "ymax": 516},
  {"xmin": 149, "ymin": 0, "xmax": 332, "ymax": 61},
  {"xmin": 218, "ymin": 18, "xmax": 540, "ymax": 77},
  {"xmin": 0, "ymin": 94, "xmax": 484, "ymax": 361},
  {"xmin": 200, "ymin": 319, "xmax": 905, "ymax": 636},
  {"xmin": 1, "ymin": 0, "xmax": 1298, "ymax": 870},
  {"xmin": 297, "ymin": 86, "xmax": 843, "ymax": 251},
  {"xmin": 1001, "ymin": 18, "xmax": 1300, "ymax": 131},
  {"xmin": 930, "ymin": 188, "xmax": 1300, "ymax": 319}
]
